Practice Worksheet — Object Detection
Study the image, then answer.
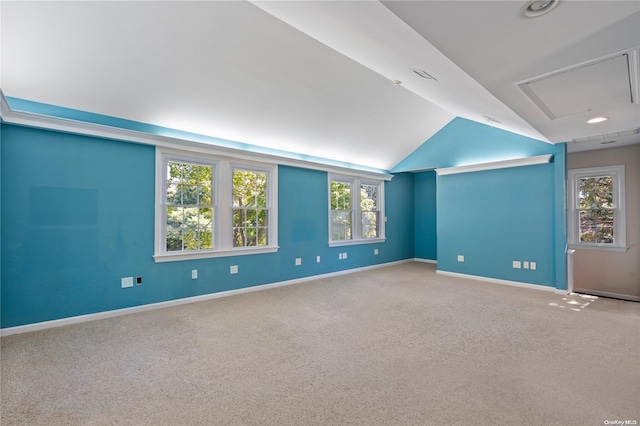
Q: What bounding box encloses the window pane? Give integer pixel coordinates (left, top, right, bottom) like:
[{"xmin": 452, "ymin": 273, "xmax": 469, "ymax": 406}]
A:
[
  {"xmin": 166, "ymin": 183, "xmax": 181, "ymax": 204},
  {"xmin": 362, "ymin": 211, "xmax": 379, "ymax": 239},
  {"xmin": 258, "ymin": 209, "xmax": 268, "ymax": 227},
  {"xmin": 182, "ymin": 185, "xmax": 198, "ymax": 205},
  {"xmin": 183, "ymin": 229, "xmax": 198, "ymax": 250},
  {"xmin": 233, "ymin": 228, "xmax": 246, "ymax": 247},
  {"xmin": 232, "ymin": 209, "xmax": 244, "ymax": 227},
  {"xmin": 166, "ymin": 229, "xmax": 183, "ymax": 252},
  {"xmin": 198, "ymin": 185, "xmax": 212, "ymax": 206},
  {"xmin": 331, "ymin": 182, "xmax": 351, "ymax": 210},
  {"xmin": 246, "ymin": 227, "xmax": 257, "ymax": 246},
  {"xmin": 200, "ymin": 226, "xmax": 213, "ymax": 249},
  {"xmin": 360, "ymin": 184, "xmax": 378, "ymax": 210},
  {"xmin": 258, "ymin": 227, "xmax": 268, "ymax": 246},
  {"xmin": 331, "ymin": 211, "xmax": 352, "ymax": 240}
]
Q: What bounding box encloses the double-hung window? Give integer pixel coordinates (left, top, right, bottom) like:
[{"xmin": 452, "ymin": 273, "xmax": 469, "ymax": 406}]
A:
[
  {"xmin": 155, "ymin": 149, "xmax": 278, "ymax": 262},
  {"xmin": 568, "ymin": 165, "xmax": 627, "ymax": 251},
  {"xmin": 329, "ymin": 174, "xmax": 385, "ymax": 246}
]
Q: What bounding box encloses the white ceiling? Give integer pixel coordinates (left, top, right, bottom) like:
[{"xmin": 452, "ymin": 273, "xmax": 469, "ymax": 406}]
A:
[{"xmin": 1, "ymin": 1, "xmax": 639, "ymax": 170}]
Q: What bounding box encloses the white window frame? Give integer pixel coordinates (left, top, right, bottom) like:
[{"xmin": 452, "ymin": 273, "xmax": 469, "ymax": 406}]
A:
[
  {"xmin": 155, "ymin": 148, "xmax": 278, "ymax": 262},
  {"xmin": 328, "ymin": 174, "xmax": 386, "ymax": 247},
  {"xmin": 568, "ymin": 165, "xmax": 627, "ymax": 252}
]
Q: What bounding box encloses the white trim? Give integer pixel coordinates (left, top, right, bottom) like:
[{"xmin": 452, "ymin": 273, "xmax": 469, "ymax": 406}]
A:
[
  {"xmin": 573, "ymin": 288, "xmax": 640, "ymax": 302},
  {"xmin": 328, "ymin": 174, "xmax": 386, "ymax": 245},
  {"xmin": 567, "ymin": 165, "xmax": 627, "ymax": 250},
  {"xmin": 568, "ymin": 244, "xmax": 628, "ymax": 252},
  {"xmin": 435, "ymin": 270, "xmax": 556, "ymax": 292},
  {"xmin": 414, "ymin": 258, "xmax": 437, "ymax": 264},
  {"xmin": 154, "ymin": 148, "xmax": 280, "ymax": 262},
  {"xmin": 328, "ymin": 238, "xmax": 386, "ymax": 247},
  {"xmin": 436, "ymin": 155, "xmax": 552, "ymax": 176},
  {"xmin": 0, "ymin": 91, "xmax": 392, "ymax": 181},
  {"xmin": 0, "ymin": 260, "xmax": 413, "ymax": 336}
]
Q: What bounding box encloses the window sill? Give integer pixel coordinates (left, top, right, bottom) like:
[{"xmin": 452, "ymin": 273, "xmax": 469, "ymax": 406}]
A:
[
  {"xmin": 568, "ymin": 244, "xmax": 628, "ymax": 253},
  {"xmin": 154, "ymin": 246, "xmax": 280, "ymax": 263},
  {"xmin": 329, "ymin": 238, "xmax": 386, "ymax": 247}
]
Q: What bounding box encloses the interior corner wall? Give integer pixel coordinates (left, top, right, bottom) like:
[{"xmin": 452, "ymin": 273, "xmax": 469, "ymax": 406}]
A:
[
  {"xmin": 0, "ymin": 125, "xmax": 414, "ymax": 329},
  {"xmin": 436, "ymin": 163, "xmax": 556, "ymax": 287},
  {"xmin": 414, "ymin": 171, "xmax": 437, "ymax": 261}
]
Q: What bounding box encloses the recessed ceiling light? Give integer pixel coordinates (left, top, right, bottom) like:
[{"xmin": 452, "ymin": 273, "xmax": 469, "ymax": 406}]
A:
[
  {"xmin": 522, "ymin": 0, "xmax": 560, "ymax": 18},
  {"xmin": 586, "ymin": 116, "xmax": 609, "ymax": 124}
]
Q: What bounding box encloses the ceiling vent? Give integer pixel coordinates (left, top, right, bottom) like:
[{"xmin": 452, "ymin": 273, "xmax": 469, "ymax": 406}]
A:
[
  {"xmin": 517, "ymin": 49, "xmax": 639, "ymax": 121},
  {"xmin": 571, "ymin": 127, "xmax": 640, "ymax": 143},
  {"xmin": 411, "ymin": 69, "xmax": 437, "ymax": 81}
]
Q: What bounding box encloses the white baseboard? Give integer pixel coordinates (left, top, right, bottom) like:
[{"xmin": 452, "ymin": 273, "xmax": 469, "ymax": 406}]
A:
[
  {"xmin": 436, "ymin": 270, "xmax": 556, "ymax": 293},
  {"xmin": 1, "ymin": 259, "xmax": 413, "ymax": 336},
  {"xmin": 413, "ymin": 258, "xmax": 437, "ymax": 264}
]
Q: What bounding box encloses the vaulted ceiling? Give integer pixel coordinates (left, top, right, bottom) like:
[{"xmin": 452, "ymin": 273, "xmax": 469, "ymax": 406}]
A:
[{"xmin": 2, "ymin": 1, "xmax": 639, "ymax": 171}]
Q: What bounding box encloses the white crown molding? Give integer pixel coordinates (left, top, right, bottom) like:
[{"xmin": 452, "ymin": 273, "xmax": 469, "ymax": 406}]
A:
[
  {"xmin": 436, "ymin": 154, "xmax": 552, "ymax": 176},
  {"xmin": 0, "ymin": 90, "xmax": 393, "ymax": 181}
]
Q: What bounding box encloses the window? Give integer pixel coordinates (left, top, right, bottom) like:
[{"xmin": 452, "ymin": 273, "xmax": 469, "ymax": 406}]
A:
[
  {"xmin": 232, "ymin": 168, "xmax": 269, "ymax": 247},
  {"xmin": 329, "ymin": 175, "xmax": 385, "ymax": 246},
  {"xmin": 155, "ymin": 149, "xmax": 278, "ymax": 262},
  {"xmin": 166, "ymin": 160, "xmax": 214, "ymax": 252},
  {"xmin": 568, "ymin": 165, "xmax": 626, "ymax": 251}
]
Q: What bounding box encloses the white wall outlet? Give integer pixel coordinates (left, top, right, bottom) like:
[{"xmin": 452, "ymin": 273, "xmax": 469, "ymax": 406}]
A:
[
  {"xmin": 192, "ymin": 269, "xmax": 198, "ymax": 279},
  {"xmin": 513, "ymin": 261, "xmax": 521, "ymax": 269},
  {"xmin": 457, "ymin": 255, "xmax": 464, "ymax": 262},
  {"xmin": 339, "ymin": 253, "xmax": 343, "ymax": 260},
  {"xmin": 523, "ymin": 261, "xmax": 529, "ymax": 269},
  {"xmin": 316, "ymin": 255, "xmax": 321, "ymax": 263},
  {"xmin": 343, "ymin": 252, "xmax": 348, "ymax": 259},
  {"xmin": 374, "ymin": 249, "xmax": 379, "ymax": 255},
  {"xmin": 530, "ymin": 262, "xmax": 537, "ymax": 270},
  {"xmin": 121, "ymin": 277, "xmax": 134, "ymax": 288},
  {"xmin": 230, "ymin": 265, "xmax": 238, "ymax": 274},
  {"xmin": 295, "ymin": 258, "xmax": 302, "ymax": 266}
]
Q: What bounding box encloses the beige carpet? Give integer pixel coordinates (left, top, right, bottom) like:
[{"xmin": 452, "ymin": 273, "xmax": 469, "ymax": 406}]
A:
[{"xmin": 1, "ymin": 262, "xmax": 639, "ymax": 425}]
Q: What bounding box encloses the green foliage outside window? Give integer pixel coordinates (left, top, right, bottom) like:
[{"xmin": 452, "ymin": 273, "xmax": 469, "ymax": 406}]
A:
[
  {"xmin": 166, "ymin": 162, "xmax": 213, "ymax": 251},
  {"xmin": 578, "ymin": 176, "xmax": 614, "ymax": 244},
  {"xmin": 331, "ymin": 181, "xmax": 352, "ymax": 240},
  {"xmin": 232, "ymin": 169, "xmax": 268, "ymax": 247}
]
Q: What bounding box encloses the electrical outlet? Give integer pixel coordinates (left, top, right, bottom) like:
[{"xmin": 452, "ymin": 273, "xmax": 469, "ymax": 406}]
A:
[
  {"xmin": 121, "ymin": 277, "xmax": 134, "ymax": 288},
  {"xmin": 457, "ymin": 255, "xmax": 464, "ymax": 262},
  {"xmin": 343, "ymin": 252, "xmax": 348, "ymax": 259},
  {"xmin": 316, "ymin": 255, "xmax": 321, "ymax": 263},
  {"xmin": 523, "ymin": 261, "xmax": 529, "ymax": 269},
  {"xmin": 339, "ymin": 253, "xmax": 343, "ymax": 260},
  {"xmin": 530, "ymin": 262, "xmax": 537, "ymax": 270},
  {"xmin": 295, "ymin": 258, "xmax": 302, "ymax": 266},
  {"xmin": 230, "ymin": 265, "xmax": 238, "ymax": 274},
  {"xmin": 192, "ymin": 270, "xmax": 198, "ymax": 279},
  {"xmin": 374, "ymin": 249, "xmax": 379, "ymax": 255},
  {"xmin": 513, "ymin": 261, "xmax": 521, "ymax": 269}
]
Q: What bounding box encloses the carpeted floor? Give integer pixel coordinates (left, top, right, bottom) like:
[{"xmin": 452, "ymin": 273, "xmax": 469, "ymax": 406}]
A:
[{"xmin": 1, "ymin": 262, "xmax": 639, "ymax": 425}]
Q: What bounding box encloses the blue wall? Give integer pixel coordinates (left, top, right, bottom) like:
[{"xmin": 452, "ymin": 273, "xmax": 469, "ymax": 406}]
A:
[
  {"xmin": 393, "ymin": 117, "xmax": 565, "ymax": 288},
  {"xmin": 414, "ymin": 171, "xmax": 437, "ymax": 261},
  {"xmin": 437, "ymin": 164, "xmax": 555, "ymax": 285},
  {"xmin": 1, "ymin": 125, "xmax": 414, "ymax": 328}
]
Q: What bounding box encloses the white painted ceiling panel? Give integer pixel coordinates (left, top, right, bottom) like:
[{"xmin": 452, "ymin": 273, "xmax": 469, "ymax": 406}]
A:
[{"xmin": 520, "ymin": 53, "xmax": 633, "ymax": 120}]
